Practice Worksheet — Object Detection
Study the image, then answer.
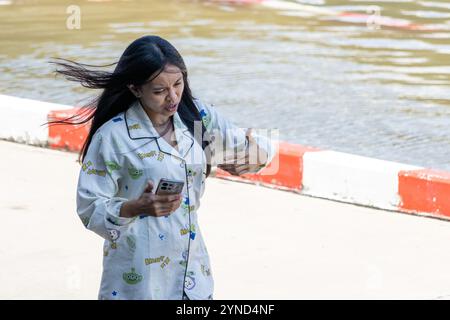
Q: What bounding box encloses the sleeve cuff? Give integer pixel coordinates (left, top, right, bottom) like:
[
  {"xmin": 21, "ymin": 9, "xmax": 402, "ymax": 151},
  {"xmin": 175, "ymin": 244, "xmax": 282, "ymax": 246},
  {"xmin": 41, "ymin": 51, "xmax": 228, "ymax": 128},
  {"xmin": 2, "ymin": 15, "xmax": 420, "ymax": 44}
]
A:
[{"xmin": 105, "ymin": 198, "xmax": 137, "ymax": 227}]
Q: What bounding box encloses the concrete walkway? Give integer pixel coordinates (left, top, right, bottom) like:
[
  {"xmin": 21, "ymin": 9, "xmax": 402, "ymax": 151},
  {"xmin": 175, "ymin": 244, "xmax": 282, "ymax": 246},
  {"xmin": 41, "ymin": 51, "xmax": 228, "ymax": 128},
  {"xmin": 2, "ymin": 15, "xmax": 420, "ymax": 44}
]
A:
[{"xmin": 1, "ymin": 140, "xmax": 450, "ymax": 300}]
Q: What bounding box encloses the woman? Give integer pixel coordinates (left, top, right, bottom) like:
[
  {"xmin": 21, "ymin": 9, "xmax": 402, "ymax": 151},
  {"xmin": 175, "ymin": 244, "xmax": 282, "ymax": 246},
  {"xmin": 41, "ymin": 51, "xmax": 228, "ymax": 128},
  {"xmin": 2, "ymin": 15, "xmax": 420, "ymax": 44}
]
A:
[{"xmin": 50, "ymin": 35, "xmax": 275, "ymax": 300}]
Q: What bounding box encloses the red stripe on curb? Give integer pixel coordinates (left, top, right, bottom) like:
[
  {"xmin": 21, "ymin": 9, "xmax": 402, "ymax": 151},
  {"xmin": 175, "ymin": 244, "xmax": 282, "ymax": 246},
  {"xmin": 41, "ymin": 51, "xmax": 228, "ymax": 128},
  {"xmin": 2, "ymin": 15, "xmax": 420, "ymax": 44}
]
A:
[
  {"xmin": 48, "ymin": 108, "xmax": 91, "ymax": 152},
  {"xmin": 216, "ymin": 142, "xmax": 321, "ymax": 191},
  {"xmin": 399, "ymin": 169, "xmax": 450, "ymax": 218}
]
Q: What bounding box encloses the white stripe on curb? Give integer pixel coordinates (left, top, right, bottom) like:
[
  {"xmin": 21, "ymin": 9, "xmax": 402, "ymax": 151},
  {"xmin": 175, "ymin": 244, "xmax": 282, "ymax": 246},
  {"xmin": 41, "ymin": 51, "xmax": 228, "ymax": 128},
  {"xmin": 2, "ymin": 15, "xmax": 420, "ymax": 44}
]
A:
[
  {"xmin": 0, "ymin": 94, "xmax": 72, "ymax": 146},
  {"xmin": 261, "ymin": 0, "xmax": 337, "ymax": 16},
  {"xmin": 302, "ymin": 150, "xmax": 424, "ymax": 211}
]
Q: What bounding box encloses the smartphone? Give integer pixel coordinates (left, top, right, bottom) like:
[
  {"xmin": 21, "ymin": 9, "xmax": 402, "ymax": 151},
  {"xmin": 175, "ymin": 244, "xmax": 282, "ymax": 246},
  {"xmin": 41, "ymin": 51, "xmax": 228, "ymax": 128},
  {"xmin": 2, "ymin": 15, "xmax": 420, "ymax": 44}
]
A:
[{"xmin": 155, "ymin": 178, "xmax": 184, "ymax": 195}]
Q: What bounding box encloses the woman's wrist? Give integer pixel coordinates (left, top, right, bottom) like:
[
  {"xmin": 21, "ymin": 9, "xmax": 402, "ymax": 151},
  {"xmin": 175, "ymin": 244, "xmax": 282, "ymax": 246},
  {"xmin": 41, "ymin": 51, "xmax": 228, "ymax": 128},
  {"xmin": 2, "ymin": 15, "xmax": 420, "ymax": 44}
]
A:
[{"xmin": 120, "ymin": 199, "xmax": 140, "ymax": 218}]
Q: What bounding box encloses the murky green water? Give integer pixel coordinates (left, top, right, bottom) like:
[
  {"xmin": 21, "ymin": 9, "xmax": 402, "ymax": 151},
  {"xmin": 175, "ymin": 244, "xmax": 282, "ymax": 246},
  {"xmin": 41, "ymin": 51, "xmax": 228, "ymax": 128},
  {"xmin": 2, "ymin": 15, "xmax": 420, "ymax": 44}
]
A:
[{"xmin": 0, "ymin": 0, "xmax": 449, "ymax": 170}]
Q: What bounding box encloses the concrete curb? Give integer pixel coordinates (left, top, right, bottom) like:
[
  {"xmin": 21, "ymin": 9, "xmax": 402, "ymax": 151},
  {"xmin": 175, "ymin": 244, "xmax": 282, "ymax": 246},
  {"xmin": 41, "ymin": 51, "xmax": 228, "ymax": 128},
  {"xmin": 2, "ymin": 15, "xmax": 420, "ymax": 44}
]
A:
[
  {"xmin": 1, "ymin": 94, "xmax": 449, "ymax": 220},
  {"xmin": 218, "ymin": 151, "xmax": 450, "ymax": 221},
  {"xmin": 258, "ymin": 0, "xmax": 439, "ymax": 31},
  {"xmin": 0, "ymin": 94, "xmax": 72, "ymax": 146}
]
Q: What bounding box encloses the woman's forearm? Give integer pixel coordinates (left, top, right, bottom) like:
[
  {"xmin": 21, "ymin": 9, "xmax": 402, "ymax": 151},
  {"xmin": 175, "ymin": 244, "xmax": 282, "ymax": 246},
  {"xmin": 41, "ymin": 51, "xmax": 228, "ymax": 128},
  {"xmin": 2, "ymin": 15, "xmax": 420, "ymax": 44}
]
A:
[{"xmin": 119, "ymin": 199, "xmax": 141, "ymax": 218}]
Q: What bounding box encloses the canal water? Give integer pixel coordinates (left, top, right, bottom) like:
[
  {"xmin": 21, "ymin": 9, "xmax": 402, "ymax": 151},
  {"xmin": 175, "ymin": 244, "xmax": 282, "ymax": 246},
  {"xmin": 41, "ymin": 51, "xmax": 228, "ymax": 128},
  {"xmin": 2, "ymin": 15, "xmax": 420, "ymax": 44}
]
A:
[{"xmin": 0, "ymin": 0, "xmax": 449, "ymax": 170}]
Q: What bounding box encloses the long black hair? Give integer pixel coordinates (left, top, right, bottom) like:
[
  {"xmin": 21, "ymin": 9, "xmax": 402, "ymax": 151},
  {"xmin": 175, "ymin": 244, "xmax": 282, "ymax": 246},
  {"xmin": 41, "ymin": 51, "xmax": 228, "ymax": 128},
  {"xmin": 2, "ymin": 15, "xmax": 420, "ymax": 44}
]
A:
[{"xmin": 48, "ymin": 35, "xmax": 211, "ymax": 177}]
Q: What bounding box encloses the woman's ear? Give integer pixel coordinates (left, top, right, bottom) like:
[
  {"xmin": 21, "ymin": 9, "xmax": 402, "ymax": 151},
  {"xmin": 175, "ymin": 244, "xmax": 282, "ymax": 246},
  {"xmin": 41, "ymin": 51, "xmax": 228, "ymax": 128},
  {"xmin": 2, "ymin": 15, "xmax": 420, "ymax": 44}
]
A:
[{"xmin": 127, "ymin": 84, "xmax": 141, "ymax": 98}]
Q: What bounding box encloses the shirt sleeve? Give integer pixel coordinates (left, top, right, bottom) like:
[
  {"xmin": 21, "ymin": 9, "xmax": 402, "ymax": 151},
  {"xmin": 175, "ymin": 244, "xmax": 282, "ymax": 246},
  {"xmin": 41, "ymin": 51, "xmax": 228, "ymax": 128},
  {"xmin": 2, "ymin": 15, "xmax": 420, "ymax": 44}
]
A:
[
  {"xmin": 193, "ymin": 98, "xmax": 277, "ymax": 174},
  {"xmin": 76, "ymin": 132, "xmax": 136, "ymax": 241}
]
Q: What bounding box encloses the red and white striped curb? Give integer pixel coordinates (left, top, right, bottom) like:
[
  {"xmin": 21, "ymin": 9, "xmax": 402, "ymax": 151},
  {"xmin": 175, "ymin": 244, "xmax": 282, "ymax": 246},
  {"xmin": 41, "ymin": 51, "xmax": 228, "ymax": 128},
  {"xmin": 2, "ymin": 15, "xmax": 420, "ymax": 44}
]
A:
[
  {"xmin": 0, "ymin": 94, "xmax": 73, "ymax": 146},
  {"xmin": 1, "ymin": 94, "xmax": 449, "ymax": 220},
  {"xmin": 212, "ymin": 0, "xmax": 444, "ymax": 31}
]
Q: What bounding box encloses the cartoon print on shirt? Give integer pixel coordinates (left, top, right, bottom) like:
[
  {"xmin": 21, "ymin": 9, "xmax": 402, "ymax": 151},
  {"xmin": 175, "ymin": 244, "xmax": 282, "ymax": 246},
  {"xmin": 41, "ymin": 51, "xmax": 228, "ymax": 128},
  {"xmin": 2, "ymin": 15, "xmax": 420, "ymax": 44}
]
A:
[
  {"xmin": 181, "ymin": 197, "xmax": 189, "ymax": 214},
  {"xmin": 108, "ymin": 229, "xmax": 120, "ymax": 242},
  {"xmin": 87, "ymin": 168, "xmax": 107, "ymax": 177},
  {"xmin": 190, "ymin": 224, "xmax": 196, "ymax": 240},
  {"xmin": 201, "ymin": 265, "xmax": 211, "ymax": 277},
  {"xmin": 186, "ymin": 167, "xmax": 197, "ymax": 185},
  {"xmin": 136, "ymin": 150, "xmax": 164, "ymax": 161},
  {"xmin": 128, "ymin": 123, "xmax": 141, "ymax": 130},
  {"xmin": 105, "ymin": 161, "xmax": 121, "ymax": 174},
  {"xmin": 179, "ymin": 251, "xmax": 188, "ymax": 268},
  {"xmin": 145, "ymin": 256, "xmax": 171, "ymax": 268},
  {"xmin": 108, "ymin": 229, "xmax": 120, "ymax": 250},
  {"xmin": 199, "ymin": 109, "xmax": 211, "ymax": 128},
  {"xmin": 145, "ymin": 256, "xmax": 165, "ymax": 265},
  {"xmin": 160, "ymin": 257, "xmax": 170, "ymax": 269},
  {"xmin": 122, "ymin": 268, "xmax": 143, "ymax": 285},
  {"xmin": 128, "ymin": 166, "xmax": 143, "ymax": 179},
  {"xmin": 180, "ymin": 225, "xmax": 188, "ymax": 236},
  {"xmin": 137, "ymin": 150, "xmax": 156, "ymax": 160},
  {"xmin": 181, "ymin": 197, "xmax": 195, "ymax": 216},
  {"xmin": 126, "ymin": 235, "xmax": 136, "ymax": 253},
  {"xmin": 82, "ymin": 161, "xmax": 92, "ymax": 172},
  {"xmin": 180, "ymin": 224, "xmax": 196, "ymax": 240},
  {"xmin": 184, "ymin": 271, "xmax": 196, "ymax": 290},
  {"xmin": 82, "ymin": 160, "xmax": 106, "ymax": 177}
]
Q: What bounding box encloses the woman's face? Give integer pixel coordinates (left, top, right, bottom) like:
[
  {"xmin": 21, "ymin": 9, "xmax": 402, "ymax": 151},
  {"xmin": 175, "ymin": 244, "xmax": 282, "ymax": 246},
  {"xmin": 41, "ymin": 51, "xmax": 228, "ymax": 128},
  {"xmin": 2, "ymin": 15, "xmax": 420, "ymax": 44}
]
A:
[{"xmin": 133, "ymin": 64, "xmax": 185, "ymax": 122}]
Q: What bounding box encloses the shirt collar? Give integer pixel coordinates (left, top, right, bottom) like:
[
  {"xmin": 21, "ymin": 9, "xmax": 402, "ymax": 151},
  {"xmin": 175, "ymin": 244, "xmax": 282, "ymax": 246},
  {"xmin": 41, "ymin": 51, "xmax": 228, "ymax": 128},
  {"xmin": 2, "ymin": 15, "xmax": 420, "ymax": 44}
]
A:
[{"xmin": 124, "ymin": 100, "xmax": 194, "ymax": 160}]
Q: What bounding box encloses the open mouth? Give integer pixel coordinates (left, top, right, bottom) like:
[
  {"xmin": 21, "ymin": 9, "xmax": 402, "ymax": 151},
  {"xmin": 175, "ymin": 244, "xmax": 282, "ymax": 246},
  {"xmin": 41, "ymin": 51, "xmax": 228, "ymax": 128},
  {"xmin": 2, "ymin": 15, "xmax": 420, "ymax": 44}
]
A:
[{"xmin": 165, "ymin": 103, "xmax": 178, "ymax": 112}]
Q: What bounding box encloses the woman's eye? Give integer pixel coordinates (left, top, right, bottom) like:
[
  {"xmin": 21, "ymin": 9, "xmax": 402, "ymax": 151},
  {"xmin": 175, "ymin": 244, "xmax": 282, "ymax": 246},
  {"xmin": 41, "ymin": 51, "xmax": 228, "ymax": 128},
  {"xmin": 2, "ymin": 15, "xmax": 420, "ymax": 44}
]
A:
[{"xmin": 153, "ymin": 83, "xmax": 181, "ymax": 94}]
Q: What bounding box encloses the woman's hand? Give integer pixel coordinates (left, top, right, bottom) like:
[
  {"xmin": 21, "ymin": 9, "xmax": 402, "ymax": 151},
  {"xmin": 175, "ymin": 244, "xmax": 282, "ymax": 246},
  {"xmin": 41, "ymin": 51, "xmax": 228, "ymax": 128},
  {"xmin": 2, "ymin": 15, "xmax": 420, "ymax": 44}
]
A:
[
  {"xmin": 120, "ymin": 181, "xmax": 183, "ymax": 218},
  {"xmin": 217, "ymin": 129, "xmax": 268, "ymax": 176}
]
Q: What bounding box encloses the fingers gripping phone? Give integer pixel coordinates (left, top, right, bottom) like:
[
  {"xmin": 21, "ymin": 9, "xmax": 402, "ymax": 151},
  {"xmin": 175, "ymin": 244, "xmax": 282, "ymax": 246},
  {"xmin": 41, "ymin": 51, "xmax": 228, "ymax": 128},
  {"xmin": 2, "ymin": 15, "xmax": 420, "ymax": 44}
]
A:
[{"xmin": 155, "ymin": 178, "xmax": 184, "ymax": 195}]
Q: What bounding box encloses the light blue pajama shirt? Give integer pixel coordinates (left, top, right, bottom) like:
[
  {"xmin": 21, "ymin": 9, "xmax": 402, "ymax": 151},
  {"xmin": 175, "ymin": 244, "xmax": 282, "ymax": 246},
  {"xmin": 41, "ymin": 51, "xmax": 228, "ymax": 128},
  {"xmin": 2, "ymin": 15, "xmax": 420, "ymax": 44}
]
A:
[{"xmin": 76, "ymin": 98, "xmax": 275, "ymax": 300}]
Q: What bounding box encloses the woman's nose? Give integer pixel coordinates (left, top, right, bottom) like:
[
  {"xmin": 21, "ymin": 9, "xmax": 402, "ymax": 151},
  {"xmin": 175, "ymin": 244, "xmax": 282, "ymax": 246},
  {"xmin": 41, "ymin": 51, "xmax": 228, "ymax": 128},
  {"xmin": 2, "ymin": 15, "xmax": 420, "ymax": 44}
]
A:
[{"xmin": 167, "ymin": 87, "xmax": 178, "ymax": 102}]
